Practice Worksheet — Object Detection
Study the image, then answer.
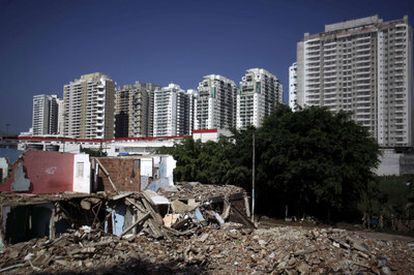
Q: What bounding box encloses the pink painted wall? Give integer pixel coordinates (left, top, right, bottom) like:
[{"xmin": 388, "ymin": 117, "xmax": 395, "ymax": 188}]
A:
[{"xmin": 0, "ymin": 150, "xmax": 75, "ymax": 194}]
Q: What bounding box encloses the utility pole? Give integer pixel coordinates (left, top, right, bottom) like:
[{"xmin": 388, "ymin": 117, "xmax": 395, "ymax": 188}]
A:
[{"xmin": 251, "ymin": 131, "xmax": 256, "ymax": 222}]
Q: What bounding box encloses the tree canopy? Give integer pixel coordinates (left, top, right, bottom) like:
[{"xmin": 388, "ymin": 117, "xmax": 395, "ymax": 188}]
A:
[{"xmin": 160, "ymin": 106, "xmax": 380, "ymax": 221}]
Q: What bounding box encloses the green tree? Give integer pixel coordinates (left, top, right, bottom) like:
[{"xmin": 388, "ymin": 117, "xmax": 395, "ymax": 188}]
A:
[
  {"xmin": 161, "ymin": 106, "xmax": 380, "ymax": 221},
  {"xmin": 253, "ymin": 106, "xmax": 380, "ymax": 220}
]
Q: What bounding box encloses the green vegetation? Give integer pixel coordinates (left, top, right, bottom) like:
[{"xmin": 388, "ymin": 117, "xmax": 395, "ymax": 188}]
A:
[
  {"xmin": 359, "ymin": 175, "xmax": 414, "ymax": 230},
  {"xmin": 80, "ymin": 146, "xmax": 107, "ymax": 157},
  {"xmin": 160, "ymin": 106, "xmax": 381, "ymax": 222}
]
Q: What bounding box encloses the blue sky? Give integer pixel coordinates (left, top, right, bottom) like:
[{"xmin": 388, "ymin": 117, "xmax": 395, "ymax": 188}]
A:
[{"xmin": 0, "ymin": 0, "xmax": 413, "ymax": 133}]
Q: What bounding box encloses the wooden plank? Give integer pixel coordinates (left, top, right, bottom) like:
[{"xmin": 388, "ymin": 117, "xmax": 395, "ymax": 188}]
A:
[
  {"xmin": 145, "ymin": 219, "xmax": 163, "ymax": 239},
  {"xmin": 95, "ymin": 158, "xmax": 118, "ymax": 192},
  {"xmin": 49, "ymin": 207, "xmax": 56, "ymax": 239},
  {"xmin": 0, "ymin": 263, "xmax": 27, "ymax": 273},
  {"xmin": 111, "ymin": 192, "xmax": 134, "ymax": 201},
  {"xmin": 125, "ymin": 198, "xmax": 146, "ymax": 213},
  {"xmin": 94, "ymin": 158, "xmax": 110, "ymax": 176},
  {"xmin": 141, "ymin": 197, "xmax": 163, "ymax": 224},
  {"xmin": 121, "ymin": 212, "xmax": 150, "ymax": 237},
  {"xmin": 221, "ymin": 199, "xmax": 231, "ymax": 220},
  {"xmin": 231, "ymin": 203, "xmax": 256, "ymax": 229}
]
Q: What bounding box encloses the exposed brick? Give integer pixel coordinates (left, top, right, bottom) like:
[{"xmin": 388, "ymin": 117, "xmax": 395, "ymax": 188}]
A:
[{"xmin": 96, "ymin": 158, "xmax": 140, "ymax": 192}]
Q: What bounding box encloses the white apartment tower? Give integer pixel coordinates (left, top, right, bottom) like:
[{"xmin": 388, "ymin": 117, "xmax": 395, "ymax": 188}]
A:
[
  {"xmin": 57, "ymin": 98, "xmax": 64, "ymax": 134},
  {"xmin": 289, "ymin": 63, "xmax": 298, "ymax": 111},
  {"xmin": 296, "ymin": 15, "xmax": 413, "ymax": 147},
  {"xmin": 153, "ymin": 83, "xmax": 193, "ymax": 137},
  {"xmin": 237, "ymin": 68, "xmax": 283, "ymax": 128},
  {"xmin": 63, "ymin": 73, "xmax": 116, "ymax": 139},
  {"xmin": 115, "ymin": 82, "xmax": 160, "ymax": 138},
  {"xmin": 187, "ymin": 89, "xmax": 198, "ymax": 135},
  {"xmin": 32, "ymin": 94, "xmax": 59, "ymax": 136},
  {"xmin": 195, "ymin": 75, "xmax": 237, "ymax": 130}
]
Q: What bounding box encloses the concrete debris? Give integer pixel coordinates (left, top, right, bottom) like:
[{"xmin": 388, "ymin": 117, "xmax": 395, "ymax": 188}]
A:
[
  {"xmin": 0, "ymin": 225, "xmax": 413, "ymax": 274},
  {"xmin": 1, "ymin": 182, "xmax": 413, "ymax": 273},
  {"xmin": 159, "ymin": 182, "xmax": 245, "ymax": 203},
  {"xmin": 163, "ymin": 214, "xmax": 180, "ymax": 228}
]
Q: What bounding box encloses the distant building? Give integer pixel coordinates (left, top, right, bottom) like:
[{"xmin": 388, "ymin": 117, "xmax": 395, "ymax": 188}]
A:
[
  {"xmin": 237, "ymin": 68, "xmax": 283, "ymax": 128},
  {"xmin": 57, "ymin": 98, "xmax": 64, "ymax": 134},
  {"xmin": 295, "ymin": 15, "xmax": 413, "ymax": 147},
  {"xmin": 153, "ymin": 83, "xmax": 193, "ymax": 136},
  {"xmin": 195, "ymin": 74, "xmax": 237, "ymax": 130},
  {"xmin": 288, "ymin": 63, "xmax": 298, "ymax": 111},
  {"xmin": 187, "ymin": 89, "xmax": 198, "ymax": 135},
  {"xmin": 115, "ymin": 82, "xmax": 160, "ymax": 138},
  {"xmin": 32, "ymin": 94, "xmax": 59, "ymax": 135},
  {"xmin": 63, "ymin": 73, "xmax": 116, "ymax": 139}
]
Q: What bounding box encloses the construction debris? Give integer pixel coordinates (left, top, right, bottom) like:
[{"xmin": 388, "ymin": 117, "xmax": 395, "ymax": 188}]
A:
[
  {"xmin": 0, "ymin": 224, "xmax": 413, "ymax": 273},
  {"xmin": 1, "ymin": 182, "xmax": 413, "ymax": 273},
  {"xmin": 0, "ymin": 183, "xmax": 252, "ymax": 247}
]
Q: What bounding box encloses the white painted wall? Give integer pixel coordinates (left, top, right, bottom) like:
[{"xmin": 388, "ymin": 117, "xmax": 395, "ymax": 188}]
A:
[
  {"xmin": 0, "ymin": 157, "xmax": 8, "ymax": 181},
  {"xmin": 374, "ymin": 149, "xmax": 401, "ymax": 176},
  {"xmin": 73, "ymin": 153, "xmax": 91, "ymax": 193},
  {"xmin": 193, "ymin": 131, "xmax": 218, "ymax": 142},
  {"xmin": 140, "ymin": 157, "xmax": 153, "ymax": 190},
  {"xmin": 159, "ymin": 155, "xmax": 176, "ymax": 186}
]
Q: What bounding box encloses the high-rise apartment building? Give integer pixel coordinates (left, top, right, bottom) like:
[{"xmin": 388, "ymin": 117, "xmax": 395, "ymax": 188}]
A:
[
  {"xmin": 187, "ymin": 89, "xmax": 198, "ymax": 135},
  {"xmin": 237, "ymin": 68, "xmax": 283, "ymax": 128},
  {"xmin": 296, "ymin": 15, "xmax": 413, "ymax": 147},
  {"xmin": 32, "ymin": 94, "xmax": 59, "ymax": 136},
  {"xmin": 57, "ymin": 98, "xmax": 64, "ymax": 134},
  {"xmin": 195, "ymin": 75, "xmax": 237, "ymax": 130},
  {"xmin": 153, "ymin": 83, "xmax": 193, "ymax": 137},
  {"xmin": 115, "ymin": 82, "xmax": 160, "ymax": 138},
  {"xmin": 288, "ymin": 63, "xmax": 298, "ymax": 111},
  {"xmin": 63, "ymin": 73, "xmax": 116, "ymax": 139}
]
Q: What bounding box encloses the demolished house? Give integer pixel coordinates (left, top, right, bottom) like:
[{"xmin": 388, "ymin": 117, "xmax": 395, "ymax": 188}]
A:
[
  {"xmin": 0, "ymin": 150, "xmax": 90, "ymax": 194},
  {"xmin": 1, "ymin": 152, "xmax": 414, "ymax": 274},
  {"xmin": 0, "ymin": 150, "xmax": 252, "ymax": 255}
]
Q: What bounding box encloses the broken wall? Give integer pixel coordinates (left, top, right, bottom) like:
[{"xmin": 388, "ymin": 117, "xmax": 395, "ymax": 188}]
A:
[
  {"xmin": 0, "ymin": 151, "xmax": 75, "ymax": 193},
  {"xmin": 95, "ymin": 158, "xmax": 140, "ymax": 192},
  {"xmin": 140, "ymin": 157, "xmax": 153, "ymax": 190},
  {"xmin": 73, "ymin": 154, "xmax": 91, "ymax": 193},
  {"xmin": 0, "ymin": 151, "xmax": 92, "ymax": 194},
  {"xmin": 2, "ymin": 203, "xmax": 54, "ymax": 244}
]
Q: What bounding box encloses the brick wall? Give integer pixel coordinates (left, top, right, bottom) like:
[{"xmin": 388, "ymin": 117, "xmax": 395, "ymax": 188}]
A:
[{"xmin": 96, "ymin": 158, "xmax": 140, "ymax": 192}]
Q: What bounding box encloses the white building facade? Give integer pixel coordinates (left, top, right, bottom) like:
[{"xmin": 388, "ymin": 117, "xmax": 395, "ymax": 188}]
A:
[
  {"xmin": 288, "ymin": 63, "xmax": 298, "ymax": 111},
  {"xmin": 57, "ymin": 98, "xmax": 64, "ymax": 135},
  {"xmin": 153, "ymin": 83, "xmax": 193, "ymax": 137},
  {"xmin": 195, "ymin": 74, "xmax": 237, "ymax": 130},
  {"xmin": 63, "ymin": 73, "xmax": 116, "ymax": 139},
  {"xmin": 296, "ymin": 15, "xmax": 413, "ymax": 147},
  {"xmin": 32, "ymin": 94, "xmax": 60, "ymax": 136},
  {"xmin": 237, "ymin": 68, "xmax": 283, "ymax": 128}
]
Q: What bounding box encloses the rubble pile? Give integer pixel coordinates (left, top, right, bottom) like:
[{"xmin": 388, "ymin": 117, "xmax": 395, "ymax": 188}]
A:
[
  {"xmin": 0, "ymin": 226, "xmax": 183, "ymax": 274},
  {"xmin": 159, "ymin": 182, "xmax": 245, "ymax": 202},
  {"xmin": 175, "ymin": 226, "xmax": 414, "ymax": 274},
  {"xmin": 1, "ymin": 183, "xmax": 413, "ymax": 273},
  {"xmin": 1, "ymin": 224, "xmax": 413, "ymax": 274},
  {"xmin": 107, "ymin": 182, "xmax": 253, "ymax": 240}
]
